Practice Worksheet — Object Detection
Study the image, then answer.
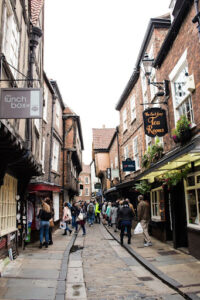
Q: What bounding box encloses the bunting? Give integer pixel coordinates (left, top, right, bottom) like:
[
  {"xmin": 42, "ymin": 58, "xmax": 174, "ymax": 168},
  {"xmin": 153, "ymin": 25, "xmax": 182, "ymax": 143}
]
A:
[{"xmin": 30, "ymin": 0, "xmax": 45, "ymax": 26}]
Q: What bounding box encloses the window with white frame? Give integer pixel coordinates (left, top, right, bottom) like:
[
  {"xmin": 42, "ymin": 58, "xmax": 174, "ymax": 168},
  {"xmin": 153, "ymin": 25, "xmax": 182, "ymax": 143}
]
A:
[
  {"xmin": 130, "ymin": 94, "xmax": 136, "ymax": 122},
  {"xmin": 146, "ymin": 135, "xmax": 152, "ymax": 149},
  {"xmin": 133, "ymin": 136, "xmax": 140, "ymax": 170},
  {"xmin": 151, "ymin": 187, "xmax": 164, "ymax": 220},
  {"xmin": 2, "ymin": 2, "xmax": 20, "ymax": 78},
  {"xmin": 85, "ymin": 188, "xmax": 89, "ymax": 196},
  {"xmin": 85, "ymin": 176, "xmax": 89, "ymax": 184},
  {"xmin": 124, "ymin": 145, "xmax": 129, "ymax": 160},
  {"xmin": 123, "ymin": 108, "xmax": 127, "ymax": 132},
  {"xmin": 43, "ymin": 84, "xmax": 48, "ymax": 122},
  {"xmin": 141, "ymin": 70, "xmax": 148, "ymax": 110},
  {"xmin": 170, "ymin": 50, "xmax": 194, "ymax": 125},
  {"xmin": 185, "ymin": 172, "xmax": 200, "ymax": 228},
  {"xmin": 55, "ymin": 101, "xmax": 60, "ymax": 128},
  {"xmin": 0, "ymin": 174, "xmax": 17, "ymax": 236},
  {"xmin": 52, "ymin": 140, "xmax": 59, "ymax": 172}
]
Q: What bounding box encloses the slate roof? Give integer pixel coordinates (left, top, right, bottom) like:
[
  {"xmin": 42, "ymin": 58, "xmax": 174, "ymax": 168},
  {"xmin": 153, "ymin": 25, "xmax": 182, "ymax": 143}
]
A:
[{"xmin": 92, "ymin": 128, "xmax": 116, "ymax": 150}]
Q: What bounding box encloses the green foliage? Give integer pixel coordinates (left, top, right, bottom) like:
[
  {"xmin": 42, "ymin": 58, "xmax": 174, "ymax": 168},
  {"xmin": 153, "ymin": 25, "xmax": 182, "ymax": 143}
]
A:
[
  {"xmin": 134, "ymin": 181, "xmax": 151, "ymax": 195},
  {"xmin": 160, "ymin": 166, "xmax": 190, "ymax": 189},
  {"xmin": 172, "ymin": 115, "xmax": 192, "ymax": 143},
  {"xmin": 142, "ymin": 137, "xmax": 164, "ymax": 169}
]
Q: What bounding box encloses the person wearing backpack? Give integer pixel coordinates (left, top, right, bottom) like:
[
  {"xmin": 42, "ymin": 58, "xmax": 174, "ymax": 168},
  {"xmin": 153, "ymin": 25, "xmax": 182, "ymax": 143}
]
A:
[{"xmin": 87, "ymin": 201, "xmax": 95, "ymax": 226}]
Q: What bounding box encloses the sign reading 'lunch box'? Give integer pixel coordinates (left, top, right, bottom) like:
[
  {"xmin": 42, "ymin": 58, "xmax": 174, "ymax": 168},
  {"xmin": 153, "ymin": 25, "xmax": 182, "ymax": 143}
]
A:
[
  {"xmin": 0, "ymin": 88, "xmax": 43, "ymax": 119},
  {"xmin": 143, "ymin": 107, "xmax": 168, "ymax": 137}
]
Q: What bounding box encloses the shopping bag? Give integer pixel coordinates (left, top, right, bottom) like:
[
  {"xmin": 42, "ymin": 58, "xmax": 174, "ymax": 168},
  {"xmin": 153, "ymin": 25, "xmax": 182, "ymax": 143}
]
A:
[
  {"xmin": 77, "ymin": 212, "xmax": 84, "ymax": 221},
  {"xmin": 134, "ymin": 222, "xmax": 143, "ymax": 234},
  {"xmin": 60, "ymin": 221, "xmax": 66, "ymax": 229}
]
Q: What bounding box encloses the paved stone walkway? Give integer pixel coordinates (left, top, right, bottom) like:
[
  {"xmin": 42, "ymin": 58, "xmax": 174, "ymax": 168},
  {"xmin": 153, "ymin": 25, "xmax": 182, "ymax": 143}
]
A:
[{"xmin": 0, "ymin": 229, "xmax": 72, "ymax": 300}]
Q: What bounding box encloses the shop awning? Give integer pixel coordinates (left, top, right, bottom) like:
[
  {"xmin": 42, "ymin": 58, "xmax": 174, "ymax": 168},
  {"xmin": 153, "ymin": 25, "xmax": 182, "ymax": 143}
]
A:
[
  {"xmin": 28, "ymin": 183, "xmax": 61, "ymax": 192},
  {"xmin": 116, "ymin": 136, "xmax": 200, "ymax": 189},
  {"xmin": 104, "ymin": 187, "xmax": 117, "ymax": 195}
]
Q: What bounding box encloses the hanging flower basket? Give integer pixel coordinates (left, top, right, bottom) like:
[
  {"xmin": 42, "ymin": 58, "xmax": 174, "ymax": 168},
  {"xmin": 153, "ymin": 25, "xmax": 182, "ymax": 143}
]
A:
[{"xmin": 172, "ymin": 115, "xmax": 192, "ymax": 145}]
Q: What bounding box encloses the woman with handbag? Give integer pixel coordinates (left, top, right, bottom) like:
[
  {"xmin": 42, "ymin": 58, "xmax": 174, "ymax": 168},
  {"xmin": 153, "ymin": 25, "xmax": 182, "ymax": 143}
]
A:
[
  {"xmin": 44, "ymin": 197, "xmax": 54, "ymax": 245},
  {"xmin": 77, "ymin": 202, "xmax": 86, "ymax": 236},
  {"xmin": 62, "ymin": 202, "xmax": 72, "ymax": 235}
]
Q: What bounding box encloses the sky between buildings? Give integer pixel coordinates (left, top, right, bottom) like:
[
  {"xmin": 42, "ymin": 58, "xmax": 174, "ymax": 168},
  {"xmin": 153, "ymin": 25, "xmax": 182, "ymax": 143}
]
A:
[{"xmin": 44, "ymin": 0, "xmax": 170, "ymax": 164}]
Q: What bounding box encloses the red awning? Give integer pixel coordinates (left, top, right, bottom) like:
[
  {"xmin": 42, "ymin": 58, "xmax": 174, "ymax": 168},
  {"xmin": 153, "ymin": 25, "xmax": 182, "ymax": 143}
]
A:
[{"xmin": 28, "ymin": 184, "xmax": 61, "ymax": 192}]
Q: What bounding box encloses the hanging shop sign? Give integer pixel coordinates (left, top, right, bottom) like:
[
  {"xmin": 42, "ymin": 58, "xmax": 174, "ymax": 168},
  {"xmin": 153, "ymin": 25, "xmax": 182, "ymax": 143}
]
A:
[
  {"xmin": 0, "ymin": 88, "xmax": 43, "ymax": 119},
  {"xmin": 94, "ymin": 183, "xmax": 101, "ymax": 189},
  {"xmin": 122, "ymin": 158, "xmax": 135, "ymax": 172},
  {"xmin": 143, "ymin": 107, "xmax": 168, "ymax": 137}
]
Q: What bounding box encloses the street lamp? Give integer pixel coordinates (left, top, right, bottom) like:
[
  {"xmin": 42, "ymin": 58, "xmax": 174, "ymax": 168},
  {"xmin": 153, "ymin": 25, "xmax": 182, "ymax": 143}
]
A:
[{"xmin": 142, "ymin": 53, "xmax": 169, "ymax": 97}]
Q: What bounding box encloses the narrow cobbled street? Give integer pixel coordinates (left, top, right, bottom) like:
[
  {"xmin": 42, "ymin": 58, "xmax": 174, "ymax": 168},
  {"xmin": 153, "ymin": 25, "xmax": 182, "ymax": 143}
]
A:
[{"xmin": 0, "ymin": 224, "xmax": 199, "ymax": 300}]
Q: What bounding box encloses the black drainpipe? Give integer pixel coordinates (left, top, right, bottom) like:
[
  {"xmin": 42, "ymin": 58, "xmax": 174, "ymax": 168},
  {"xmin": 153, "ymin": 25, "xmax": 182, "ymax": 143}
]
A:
[{"xmin": 192, "ymin": 0, "xmax": 200, "ymax": 40}]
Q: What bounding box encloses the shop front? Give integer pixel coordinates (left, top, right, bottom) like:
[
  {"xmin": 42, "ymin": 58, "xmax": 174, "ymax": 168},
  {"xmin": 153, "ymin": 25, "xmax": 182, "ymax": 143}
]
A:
[
  {"xmin": 139, "ymin": 136, "xmax": 200, "ymax": 259},
  {"xmin": 27, "ymin": 183, "xmax": 62, "ymax": 243}
]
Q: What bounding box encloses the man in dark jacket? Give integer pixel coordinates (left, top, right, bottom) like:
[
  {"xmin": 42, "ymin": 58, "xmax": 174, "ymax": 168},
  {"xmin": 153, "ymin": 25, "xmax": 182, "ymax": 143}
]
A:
[
  {"xmin": 118, "ymin": 200, "xmax": 134, "ymax": 245},
  {"xmin": 137, "ymin": 195, "xmax": 152, "ymax": 247}
]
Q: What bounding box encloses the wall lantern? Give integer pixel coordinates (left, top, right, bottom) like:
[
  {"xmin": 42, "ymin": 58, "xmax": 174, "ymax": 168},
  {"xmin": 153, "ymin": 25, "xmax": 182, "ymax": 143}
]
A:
[{"xmin": 142, "ymin": 53, "xmax": 169, "ymax": 97}]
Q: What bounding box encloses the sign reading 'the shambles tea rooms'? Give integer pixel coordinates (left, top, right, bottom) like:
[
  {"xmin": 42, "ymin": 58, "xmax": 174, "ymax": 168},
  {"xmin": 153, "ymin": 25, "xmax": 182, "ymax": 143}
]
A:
[{"xmin": 143, "ymin": 107, "xmax": 168, "ymax": 137}]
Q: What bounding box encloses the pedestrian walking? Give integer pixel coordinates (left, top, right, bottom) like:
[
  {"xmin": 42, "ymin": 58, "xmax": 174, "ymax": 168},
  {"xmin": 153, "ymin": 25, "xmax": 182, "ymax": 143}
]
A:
[
  {"xmin": 95, "ymin": 200, "xmax": 101, "ymax": 224},
  {"xmin": 62, "ymin": 202, "xmax": 72, "ymax": 235},
  {"xmin": 44, "ymin": 197, "xmax": 54, "ymax": 245},
  {"xmin": 118, "ymin": 200, "xmax": 134, "ymax": 245},
  {"xmin": 38, "ymin": 200, "xmax": 52, "ymax": 248},
  {"xmin": 77, "ymin": 202, "xmax": 87, "ymax": 235},
  {"xmin": 137, "ymin": 195, "xmax": 152, "ymax": 247},
  {"xmin": 105, "ymin": 202, "xmax": 112, "ymax": 226},
  {"xmin": 87, "ymin": 200, "xmax": 95, "ymax": 226},
  {"xmin": 110, "ymin": 202, "xmax": 118, "ymax": 231},
  {"xmin": 71, "ymin": 202, "xmax": 79, "ymax": 232}
]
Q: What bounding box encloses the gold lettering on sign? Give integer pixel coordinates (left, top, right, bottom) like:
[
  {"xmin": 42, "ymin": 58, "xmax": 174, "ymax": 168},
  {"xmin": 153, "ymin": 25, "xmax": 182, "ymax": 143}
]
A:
[{"xmin": 145, "ymin": 111, "xmax": 164, "ymax": 136}]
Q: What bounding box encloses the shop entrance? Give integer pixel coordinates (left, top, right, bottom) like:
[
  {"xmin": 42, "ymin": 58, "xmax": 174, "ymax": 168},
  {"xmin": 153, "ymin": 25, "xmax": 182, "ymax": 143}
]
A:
[{"xmin": 170, "ymin": 181, "xmax": 188, "ymax": 249}]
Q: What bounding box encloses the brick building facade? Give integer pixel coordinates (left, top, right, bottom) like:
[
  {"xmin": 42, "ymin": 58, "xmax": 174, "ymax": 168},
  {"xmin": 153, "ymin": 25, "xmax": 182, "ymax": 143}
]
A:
[{"xmin": 76, "ymin": 164, "xmax": 91, "ymax": 203}]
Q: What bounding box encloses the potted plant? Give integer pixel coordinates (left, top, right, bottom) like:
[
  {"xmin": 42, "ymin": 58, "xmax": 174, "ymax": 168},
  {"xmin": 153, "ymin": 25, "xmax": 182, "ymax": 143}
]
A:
[
  {"xmin": 172, "ymin": 115, "xmax": 192, "ymax": 145},
  {"xmin": 134, "ymin": 180, "xmax": 151, "ymax": 195},
  {"xmin": 142, "ymin": 137, "xmax": 164, "ymax": 169},
  {"xmin": 160, "ymin": 166, "xmax": 189, "ymax": 190}
]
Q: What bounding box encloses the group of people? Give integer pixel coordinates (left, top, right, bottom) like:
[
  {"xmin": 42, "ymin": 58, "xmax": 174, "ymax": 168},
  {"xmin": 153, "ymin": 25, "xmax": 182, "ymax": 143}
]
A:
[
  {"xmin": 37, "ymin": 195, "xmax": 152, "ymax": 249},
  {"xmin": 102, "ymin": 195, "xmax": 152, "ymax": 247}
]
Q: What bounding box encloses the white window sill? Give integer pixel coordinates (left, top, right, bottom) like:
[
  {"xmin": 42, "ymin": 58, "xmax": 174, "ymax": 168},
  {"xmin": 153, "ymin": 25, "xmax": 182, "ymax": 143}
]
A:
[
  {"xmin": 0, "ymin": 227, "xmax": 17, "ymax": 237},
  {"xmin": 187, "ymin": 224, "xmax": 200, "ymax": 230},
  {"xmin": 151, "ymin": 217, "xmax": 162, "ymax": 222}
]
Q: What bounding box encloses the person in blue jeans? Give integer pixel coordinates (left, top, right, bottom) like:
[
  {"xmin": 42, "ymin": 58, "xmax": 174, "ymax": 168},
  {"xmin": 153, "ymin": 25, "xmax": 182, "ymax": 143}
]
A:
[
  {"xmin": 38, "ymin": 201, "xmax": 52, "ymax": 248},
  {"xmin": 87, "ymin": 201, "xmax": 95, "ymax": 226},
  {"xmin": 71, "ymin": 202, "xmax": 79, "ymax": 232},
  {"xmin": 118, "ymin": 200, "xmax": 134, "ymax": 245}
]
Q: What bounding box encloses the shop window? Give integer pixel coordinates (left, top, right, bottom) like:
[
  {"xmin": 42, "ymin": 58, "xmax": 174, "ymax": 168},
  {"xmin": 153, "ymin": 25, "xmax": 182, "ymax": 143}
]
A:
[
  {"xmin": 185, "ymin": 173, "xmax": 200, "ymax": 228},
  {"xmin": 151, "ymin": 187, "xmax": 165, "ymax": 221},
  {"xmin": 0, "ymin": 174, "xmax": 17, "ymax": 236}
]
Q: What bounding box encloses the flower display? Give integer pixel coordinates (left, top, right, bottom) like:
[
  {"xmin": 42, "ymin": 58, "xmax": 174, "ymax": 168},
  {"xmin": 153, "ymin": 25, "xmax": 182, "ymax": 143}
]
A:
[{"xmin": 172, "ymin": 115, "xmax": 192, "ymax": 144}]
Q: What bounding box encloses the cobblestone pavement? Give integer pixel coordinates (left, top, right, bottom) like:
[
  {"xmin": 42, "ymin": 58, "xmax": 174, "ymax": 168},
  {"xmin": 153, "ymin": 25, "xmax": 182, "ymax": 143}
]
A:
[{"xmin": 80, "ymin": 224, "xmax": 184, "ymax": 300}]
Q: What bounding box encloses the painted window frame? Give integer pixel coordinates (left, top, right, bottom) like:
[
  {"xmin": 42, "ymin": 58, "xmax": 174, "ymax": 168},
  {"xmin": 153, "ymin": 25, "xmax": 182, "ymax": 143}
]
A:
[
  {"xmin": 150, "ymin": 187, "xmax": 164, "ymax": 221},
  {"xmin": 51, "ymin": 139, "xmax": 59, "ymax": 172},
  {"xmin": 122, "ymin": 108, "xmax": 127, "ymax": 132},
  {"xmin": 130, "ymin": 94, "xmax": 136, "ymax": 122},
  {"xmin": 184, "ymin": 172, "xmax": 200, "ymax": 230},
  {"xmin": 133, "ymin": 136, "xmax": 140, "ymax": 170},
  {"xmin": 169, "ymin": 49, "xmax": 195, "ymax": 125}
]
